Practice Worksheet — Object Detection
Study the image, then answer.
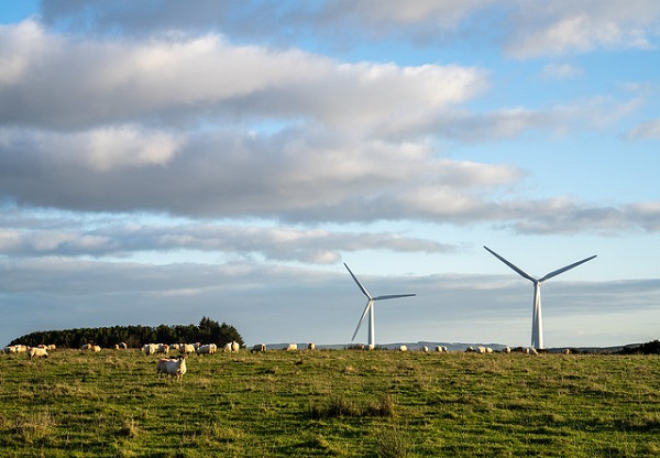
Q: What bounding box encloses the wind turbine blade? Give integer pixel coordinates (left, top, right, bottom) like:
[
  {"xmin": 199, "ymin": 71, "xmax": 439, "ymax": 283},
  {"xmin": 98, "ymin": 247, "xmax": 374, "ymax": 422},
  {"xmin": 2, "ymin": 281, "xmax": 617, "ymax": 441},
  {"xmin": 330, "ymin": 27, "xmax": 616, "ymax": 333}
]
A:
[
  {"xmin": 373, "ymin": 294, "xmax": 416, "ymax": 301},
  {"xmin": 352, "ymin": 301, "xmax": 372, "ymax": 341},
  {"xmin": 539, "ymin": 255, "xmax": 597, "ymax": 283},
  {"xmin": 344, "ymin": 263, "xmax": 372, "ymax": 299},
  {"xmin": 484, "ymin": 246, "xmax": 537, "ymax": 282}
]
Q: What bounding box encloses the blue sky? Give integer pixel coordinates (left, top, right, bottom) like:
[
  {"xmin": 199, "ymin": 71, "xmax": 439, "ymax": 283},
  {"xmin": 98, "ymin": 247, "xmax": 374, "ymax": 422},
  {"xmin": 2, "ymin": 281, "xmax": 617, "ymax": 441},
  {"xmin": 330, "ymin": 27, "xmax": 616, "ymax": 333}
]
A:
[{"xmin": 1, "ymin": 1, "xmax": 659, "ymax": 349}]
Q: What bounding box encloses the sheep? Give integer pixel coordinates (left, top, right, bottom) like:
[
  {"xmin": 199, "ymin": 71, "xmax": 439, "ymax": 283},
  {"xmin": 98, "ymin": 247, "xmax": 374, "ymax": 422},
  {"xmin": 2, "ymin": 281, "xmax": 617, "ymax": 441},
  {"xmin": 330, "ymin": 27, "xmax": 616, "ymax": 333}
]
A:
[
  {"xmin": 286, "ymin": 344, "xmax": 298, "ymax": 351},
  {"xmin": 562, "ymin": 348, "xmax": 571, "ymax": 355},
  {"xmin": 399, "ymin": 345, "xmax": 408, "ymax": 352},
  {"xmin": 156, "ymin": 356, "xmax": 187, "ymax": 381},
  {"xmin": 307, "ymin": 342, "xmax": 316, "ymax": 351},
  {"xmin": 251, "ymin": 343, "xmax": 266, "ymax": 353},
  {"xmin": 231, "ymin": 341, "xmax": 240, "ymax": 353},
  {"xmin": 466, "ymin": 346, "xmax": 475, "ymax": 353},
  {"xmin": 155, "ymin": 343, "xmax": 169, "ymax": 355},
  {"xmin": 28, "ymin": 347, "xmax": 48, "ymax": 360},
  {"xmin": 420, "ymin": 346, "xmax": 429, "ymax": 352},
  {"xmin": 196, "ymin": 343, "xmax": 217, "ymax": 355},
  {"xmin": 142, "ymin": 343, "xmax": 157, "ymax": 356},
  {"xmin": 92, "ymin": 345, "xmax": 101, "ymax": 352},
  {"xmin": 223, "ymin": 342, "xmax": 233, "ymax": 352},
  {"xmin": 3, "ymin": 345, "xmax": 25, "ymax": 354},
  {"xmin": 180, "ymin": 344, "xmax": 196, "ymax": 355}
]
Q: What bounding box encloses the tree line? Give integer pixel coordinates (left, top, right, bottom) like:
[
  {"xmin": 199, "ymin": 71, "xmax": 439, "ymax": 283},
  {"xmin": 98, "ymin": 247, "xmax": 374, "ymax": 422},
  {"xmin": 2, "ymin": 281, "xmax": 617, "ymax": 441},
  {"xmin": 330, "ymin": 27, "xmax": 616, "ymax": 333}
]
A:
[{"xmin": 9, "ymin": 317, "xmax": 244, "ymax": 349}]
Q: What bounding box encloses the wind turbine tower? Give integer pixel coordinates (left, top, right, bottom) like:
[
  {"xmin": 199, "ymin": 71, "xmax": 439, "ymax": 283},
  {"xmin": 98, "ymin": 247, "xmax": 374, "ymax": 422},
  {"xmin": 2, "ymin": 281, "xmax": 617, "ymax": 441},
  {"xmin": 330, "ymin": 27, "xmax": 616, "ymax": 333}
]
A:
[
  {"xmin": 344, "ymin": 263, "xmax": 416, "ymax": 349},
  {"xmin": 484, "ymin": 246, "xmax": 596, "ymax": 350}
]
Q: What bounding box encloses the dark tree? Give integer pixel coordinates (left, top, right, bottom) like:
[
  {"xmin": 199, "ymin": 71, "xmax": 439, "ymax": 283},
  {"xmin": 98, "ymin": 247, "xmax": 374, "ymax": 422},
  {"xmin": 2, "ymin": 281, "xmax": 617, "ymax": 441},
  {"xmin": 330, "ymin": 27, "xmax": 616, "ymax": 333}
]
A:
[{"xmin": 8, "ymin": 317, "xmax": 244, "ymax": 349}]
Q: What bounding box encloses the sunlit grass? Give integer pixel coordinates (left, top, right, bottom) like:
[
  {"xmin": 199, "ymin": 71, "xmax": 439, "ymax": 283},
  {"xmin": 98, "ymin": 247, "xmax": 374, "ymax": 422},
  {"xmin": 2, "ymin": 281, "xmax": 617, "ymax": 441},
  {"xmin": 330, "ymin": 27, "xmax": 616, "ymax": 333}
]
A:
[{"xmin": 1, "ymin": 350, "xmax": 660, "ymax": 456}]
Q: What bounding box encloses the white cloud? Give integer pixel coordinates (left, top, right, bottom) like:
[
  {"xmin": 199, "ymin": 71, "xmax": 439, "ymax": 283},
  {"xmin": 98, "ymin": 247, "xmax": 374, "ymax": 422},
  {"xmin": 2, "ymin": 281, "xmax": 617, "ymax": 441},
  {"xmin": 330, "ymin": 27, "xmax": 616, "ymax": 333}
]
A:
[
  {"xmin": 0, "ymin": 21, "xmax": 486, "ymax": 133},
  {"xmin": 541, "ymin": 63, "xmax": 583, "ymax": 79},
  {"xmin": 506, "ymin": 0, "xmax": 660, "ymax": 58},
  {"xmin": 38, "ymin": 0, "xmax": 660, "ymax": 59},
  {"xmin": 625, "ymin": 119, "xmax": 660, "ymax": 139}
]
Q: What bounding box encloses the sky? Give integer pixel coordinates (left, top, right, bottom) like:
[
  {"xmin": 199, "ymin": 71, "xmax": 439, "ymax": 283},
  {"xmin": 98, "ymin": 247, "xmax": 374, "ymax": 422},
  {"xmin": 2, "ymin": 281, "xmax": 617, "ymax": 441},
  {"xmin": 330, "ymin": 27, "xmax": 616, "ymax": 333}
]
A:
[{"xmin": 1, "ymin": 0, "xmax": 659, "ymax": 349}]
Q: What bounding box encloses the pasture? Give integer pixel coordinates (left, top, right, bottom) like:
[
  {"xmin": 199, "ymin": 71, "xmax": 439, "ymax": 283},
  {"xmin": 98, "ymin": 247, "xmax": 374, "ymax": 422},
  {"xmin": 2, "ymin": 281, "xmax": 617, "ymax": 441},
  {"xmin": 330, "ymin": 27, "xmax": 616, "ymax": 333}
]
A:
[{"xmin": 1, "ymin": 348, "xmax": 660, "ymax": 457}]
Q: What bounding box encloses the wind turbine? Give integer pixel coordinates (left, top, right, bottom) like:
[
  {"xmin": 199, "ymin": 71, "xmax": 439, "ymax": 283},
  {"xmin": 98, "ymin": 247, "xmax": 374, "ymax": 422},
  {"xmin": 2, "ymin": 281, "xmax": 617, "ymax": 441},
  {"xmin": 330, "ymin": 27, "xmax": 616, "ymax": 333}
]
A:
[
  {"xmin": 344, "ymin": 263, "xmax": 416, "ymax": 349},
  {"xmin": 484, "ymin": 246, "xmax": 596, "ymax": 350}
]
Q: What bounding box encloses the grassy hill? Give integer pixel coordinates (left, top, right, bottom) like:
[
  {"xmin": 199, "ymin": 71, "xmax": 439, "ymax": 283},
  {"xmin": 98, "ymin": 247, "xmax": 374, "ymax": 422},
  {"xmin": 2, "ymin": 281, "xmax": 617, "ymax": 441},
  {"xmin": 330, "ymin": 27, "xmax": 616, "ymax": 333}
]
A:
[{"xmin": 1, "ymin": 348, "xmax": 660, "ymax": 457}]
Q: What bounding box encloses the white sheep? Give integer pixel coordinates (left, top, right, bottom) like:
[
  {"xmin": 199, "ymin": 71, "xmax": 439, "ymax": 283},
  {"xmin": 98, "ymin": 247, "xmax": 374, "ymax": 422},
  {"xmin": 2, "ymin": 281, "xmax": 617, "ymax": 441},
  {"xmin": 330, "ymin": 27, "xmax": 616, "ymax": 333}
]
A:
[
  {"xmin": 157, "ymin": 356, "xmax": 187, "ymax": 381},
  {"xmin": 196, "ymin": 343, "xmax": 217, "ymax": 355},
  {"xmin": 307, "ymin": 342, "xmax": 316, "ymax": 351},
  {"xmin": 28, "ymin": 347, "xmax": 48, "ymax": 360},
  {"xmin": 399, "ymin": 345, "xmax": 408, "ymax": 352},
  {"xmin": 223, "ymin": 342, "xmax": 233, "ymax": 352},
  {"xmin": 142, "ymin": 343, "xmax": 157, "ymax": 356},
  {"xmin": 180, "ymin": 344, "xmax": 196, "ymax": 355},
  {"xmin": 286, "ymin": 343, "xmax": 298, "ymax": 351}
]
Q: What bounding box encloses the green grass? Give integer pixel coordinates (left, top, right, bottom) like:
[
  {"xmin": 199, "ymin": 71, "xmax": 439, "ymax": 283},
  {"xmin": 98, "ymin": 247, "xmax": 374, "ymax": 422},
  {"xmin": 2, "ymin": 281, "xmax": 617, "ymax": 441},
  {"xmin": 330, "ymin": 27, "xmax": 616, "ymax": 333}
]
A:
[{"xmin": 2, "ymin": 349, "xmax": 660, "ymax": 457}]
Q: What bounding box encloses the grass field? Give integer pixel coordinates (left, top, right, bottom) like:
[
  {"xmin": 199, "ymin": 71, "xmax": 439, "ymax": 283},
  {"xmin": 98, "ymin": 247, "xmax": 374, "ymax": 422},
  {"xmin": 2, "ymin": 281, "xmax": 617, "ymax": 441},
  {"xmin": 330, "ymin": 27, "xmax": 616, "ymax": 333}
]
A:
[{"xmin": 2, "ymin": 348, "xmax": 660, "ymax": 457}]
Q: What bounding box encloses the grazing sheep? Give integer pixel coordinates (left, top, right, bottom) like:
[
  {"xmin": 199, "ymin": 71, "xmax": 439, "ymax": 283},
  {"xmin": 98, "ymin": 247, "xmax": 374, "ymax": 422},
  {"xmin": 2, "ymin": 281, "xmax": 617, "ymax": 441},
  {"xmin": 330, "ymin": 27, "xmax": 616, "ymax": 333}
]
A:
[
  {"xmin": 92, "ymin": 345, "xmax": 101, "ymax": 352},
  {"xmin": 420, "ymin": 346, "xmax": 429, "ymax": 352},
  {"xmin": 156, "ymin": 356, "xmax": 187, "ymax": 381},
  {"xmin": 155, "ymin": 343, "xmax": 169, "ymax": 355},
  {"xmin": 142, "ymin": 343, "xmax": 157, "ymax": 356},
  {"xmin": 196, "ymin": 343, "xmax": 217, "ymax": 355},
  {"xmin": 285, "ymin": 344, "xmax": 298, "ymax": 351},
  {"xmin": 223, "ymin": 342, "xmax": 233, "ymax": 352},
  {"xmin": 307, "ymin": 342, "xmax": 316, "ymax": 351},
  {"xmin": 4, "ymin": 345, "xmax": 26, "ymax": 354},
  {"xmin": 180, "ymin": 344, "xmax": 196, "ymax": 355},
  {"xmin": 399, "ymin": 345, "xmax": 408, "ymax": 352},
  {"xmin": 485, "ymin": 347, "xmax": 494, "ymax": 354},
  {"xmin": 28, "ymin": 347, "xmax": 48, "ymax": 360},
  {"xmin": 251, "ymin": 343, "xmax": 266, "ymax": 353},
  {"xmin": 231, "ymin": 341, "xmax": 240, "ymax": 352},
  {"xmin": 563, "ymin": 348, "xmax": 571, "ymax": 355}
]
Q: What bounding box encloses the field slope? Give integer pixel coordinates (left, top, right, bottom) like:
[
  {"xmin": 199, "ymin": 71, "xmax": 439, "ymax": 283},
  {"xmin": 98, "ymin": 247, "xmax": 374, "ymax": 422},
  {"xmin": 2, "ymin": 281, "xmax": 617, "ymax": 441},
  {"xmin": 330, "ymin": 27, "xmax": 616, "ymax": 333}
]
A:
[{"xmin": 2, "ymin": 349, "xmax": 660, "ymax": 457}]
